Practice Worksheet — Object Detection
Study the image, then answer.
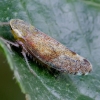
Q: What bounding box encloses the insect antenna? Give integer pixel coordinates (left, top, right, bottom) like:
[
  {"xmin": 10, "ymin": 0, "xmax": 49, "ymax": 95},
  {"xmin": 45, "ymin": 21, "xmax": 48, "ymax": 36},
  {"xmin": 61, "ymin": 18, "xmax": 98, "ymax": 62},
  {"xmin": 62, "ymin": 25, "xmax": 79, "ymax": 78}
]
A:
[
  {"xmin": 0, "ymin": 22, "xmax": 10, "ymax": 26},
  {"xmin": 21, "ymin": 50, "xmax": 37, "ymax": 76}
]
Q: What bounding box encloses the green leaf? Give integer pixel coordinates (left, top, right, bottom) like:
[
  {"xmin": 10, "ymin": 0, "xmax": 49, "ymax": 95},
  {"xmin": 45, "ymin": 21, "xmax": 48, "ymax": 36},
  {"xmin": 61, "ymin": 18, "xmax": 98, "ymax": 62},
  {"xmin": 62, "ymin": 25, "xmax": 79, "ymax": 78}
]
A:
[{"xmin": 0, "ymin": 0, "xmax": 99, "ymax": 100}]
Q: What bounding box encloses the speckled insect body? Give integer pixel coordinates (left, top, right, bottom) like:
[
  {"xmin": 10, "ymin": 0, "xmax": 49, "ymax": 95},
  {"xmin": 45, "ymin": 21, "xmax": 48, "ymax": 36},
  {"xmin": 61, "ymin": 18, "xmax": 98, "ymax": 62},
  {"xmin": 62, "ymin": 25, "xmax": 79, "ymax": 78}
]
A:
[{"xmin": 2, "ymin": 19, "xmax": 92, "ymax": 75}]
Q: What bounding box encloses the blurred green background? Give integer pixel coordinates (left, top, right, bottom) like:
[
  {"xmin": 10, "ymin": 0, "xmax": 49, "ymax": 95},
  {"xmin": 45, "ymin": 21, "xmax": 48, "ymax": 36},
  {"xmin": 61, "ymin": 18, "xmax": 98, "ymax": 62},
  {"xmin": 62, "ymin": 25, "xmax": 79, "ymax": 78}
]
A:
[
  {"xmin": 0, "ymin": 50, "xmax": 25, "ymax": 100},
  {"xmin": 0, "ymin": 0, "xmax": 100, "ymax": 100}
]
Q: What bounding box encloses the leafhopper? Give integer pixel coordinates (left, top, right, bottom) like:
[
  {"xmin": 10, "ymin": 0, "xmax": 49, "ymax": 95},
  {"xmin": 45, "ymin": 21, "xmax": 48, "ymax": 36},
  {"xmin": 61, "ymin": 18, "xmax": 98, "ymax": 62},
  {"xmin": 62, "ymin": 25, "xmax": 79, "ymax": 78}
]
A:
[{"xmin": 0, "ymin": 19, "xmax": 92, "ymax": 75}]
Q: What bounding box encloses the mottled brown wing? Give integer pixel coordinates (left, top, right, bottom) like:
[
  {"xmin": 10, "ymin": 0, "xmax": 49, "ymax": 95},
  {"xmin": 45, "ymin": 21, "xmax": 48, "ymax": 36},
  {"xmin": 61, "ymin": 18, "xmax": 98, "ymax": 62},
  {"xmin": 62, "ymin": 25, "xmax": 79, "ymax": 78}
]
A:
[{"xmin": 24, "ymin": 28, "xmax": 92, "ymax": 75}]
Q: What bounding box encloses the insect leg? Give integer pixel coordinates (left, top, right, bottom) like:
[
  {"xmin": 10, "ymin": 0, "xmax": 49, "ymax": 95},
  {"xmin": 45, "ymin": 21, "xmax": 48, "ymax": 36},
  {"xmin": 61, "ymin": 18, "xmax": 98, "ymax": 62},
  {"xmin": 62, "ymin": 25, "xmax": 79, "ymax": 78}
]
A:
[
  {"xmin": 0, "ymin": 37, "xmax": 19, "ymax": 47},
  {"xmin": 21, "ymin": 50, "xmax": 37, "ymax": 76}
]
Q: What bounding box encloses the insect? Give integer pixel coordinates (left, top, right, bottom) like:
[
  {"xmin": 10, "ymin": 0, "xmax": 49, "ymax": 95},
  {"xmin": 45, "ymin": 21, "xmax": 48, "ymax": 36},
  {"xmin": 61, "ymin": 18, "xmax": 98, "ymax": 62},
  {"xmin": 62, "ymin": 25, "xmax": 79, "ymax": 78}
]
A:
[{"xmin": 0, "ymin": 19, "xmax": 92, "ymax": 75}]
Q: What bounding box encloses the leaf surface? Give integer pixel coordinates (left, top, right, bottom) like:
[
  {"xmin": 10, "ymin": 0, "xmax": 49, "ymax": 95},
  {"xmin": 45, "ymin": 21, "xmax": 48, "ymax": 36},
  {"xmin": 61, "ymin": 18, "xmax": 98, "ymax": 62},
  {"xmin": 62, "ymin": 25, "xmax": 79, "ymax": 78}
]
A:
[{"xmin": 0, "ymin": 0, "xmax": 99, "ymax": 100}]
